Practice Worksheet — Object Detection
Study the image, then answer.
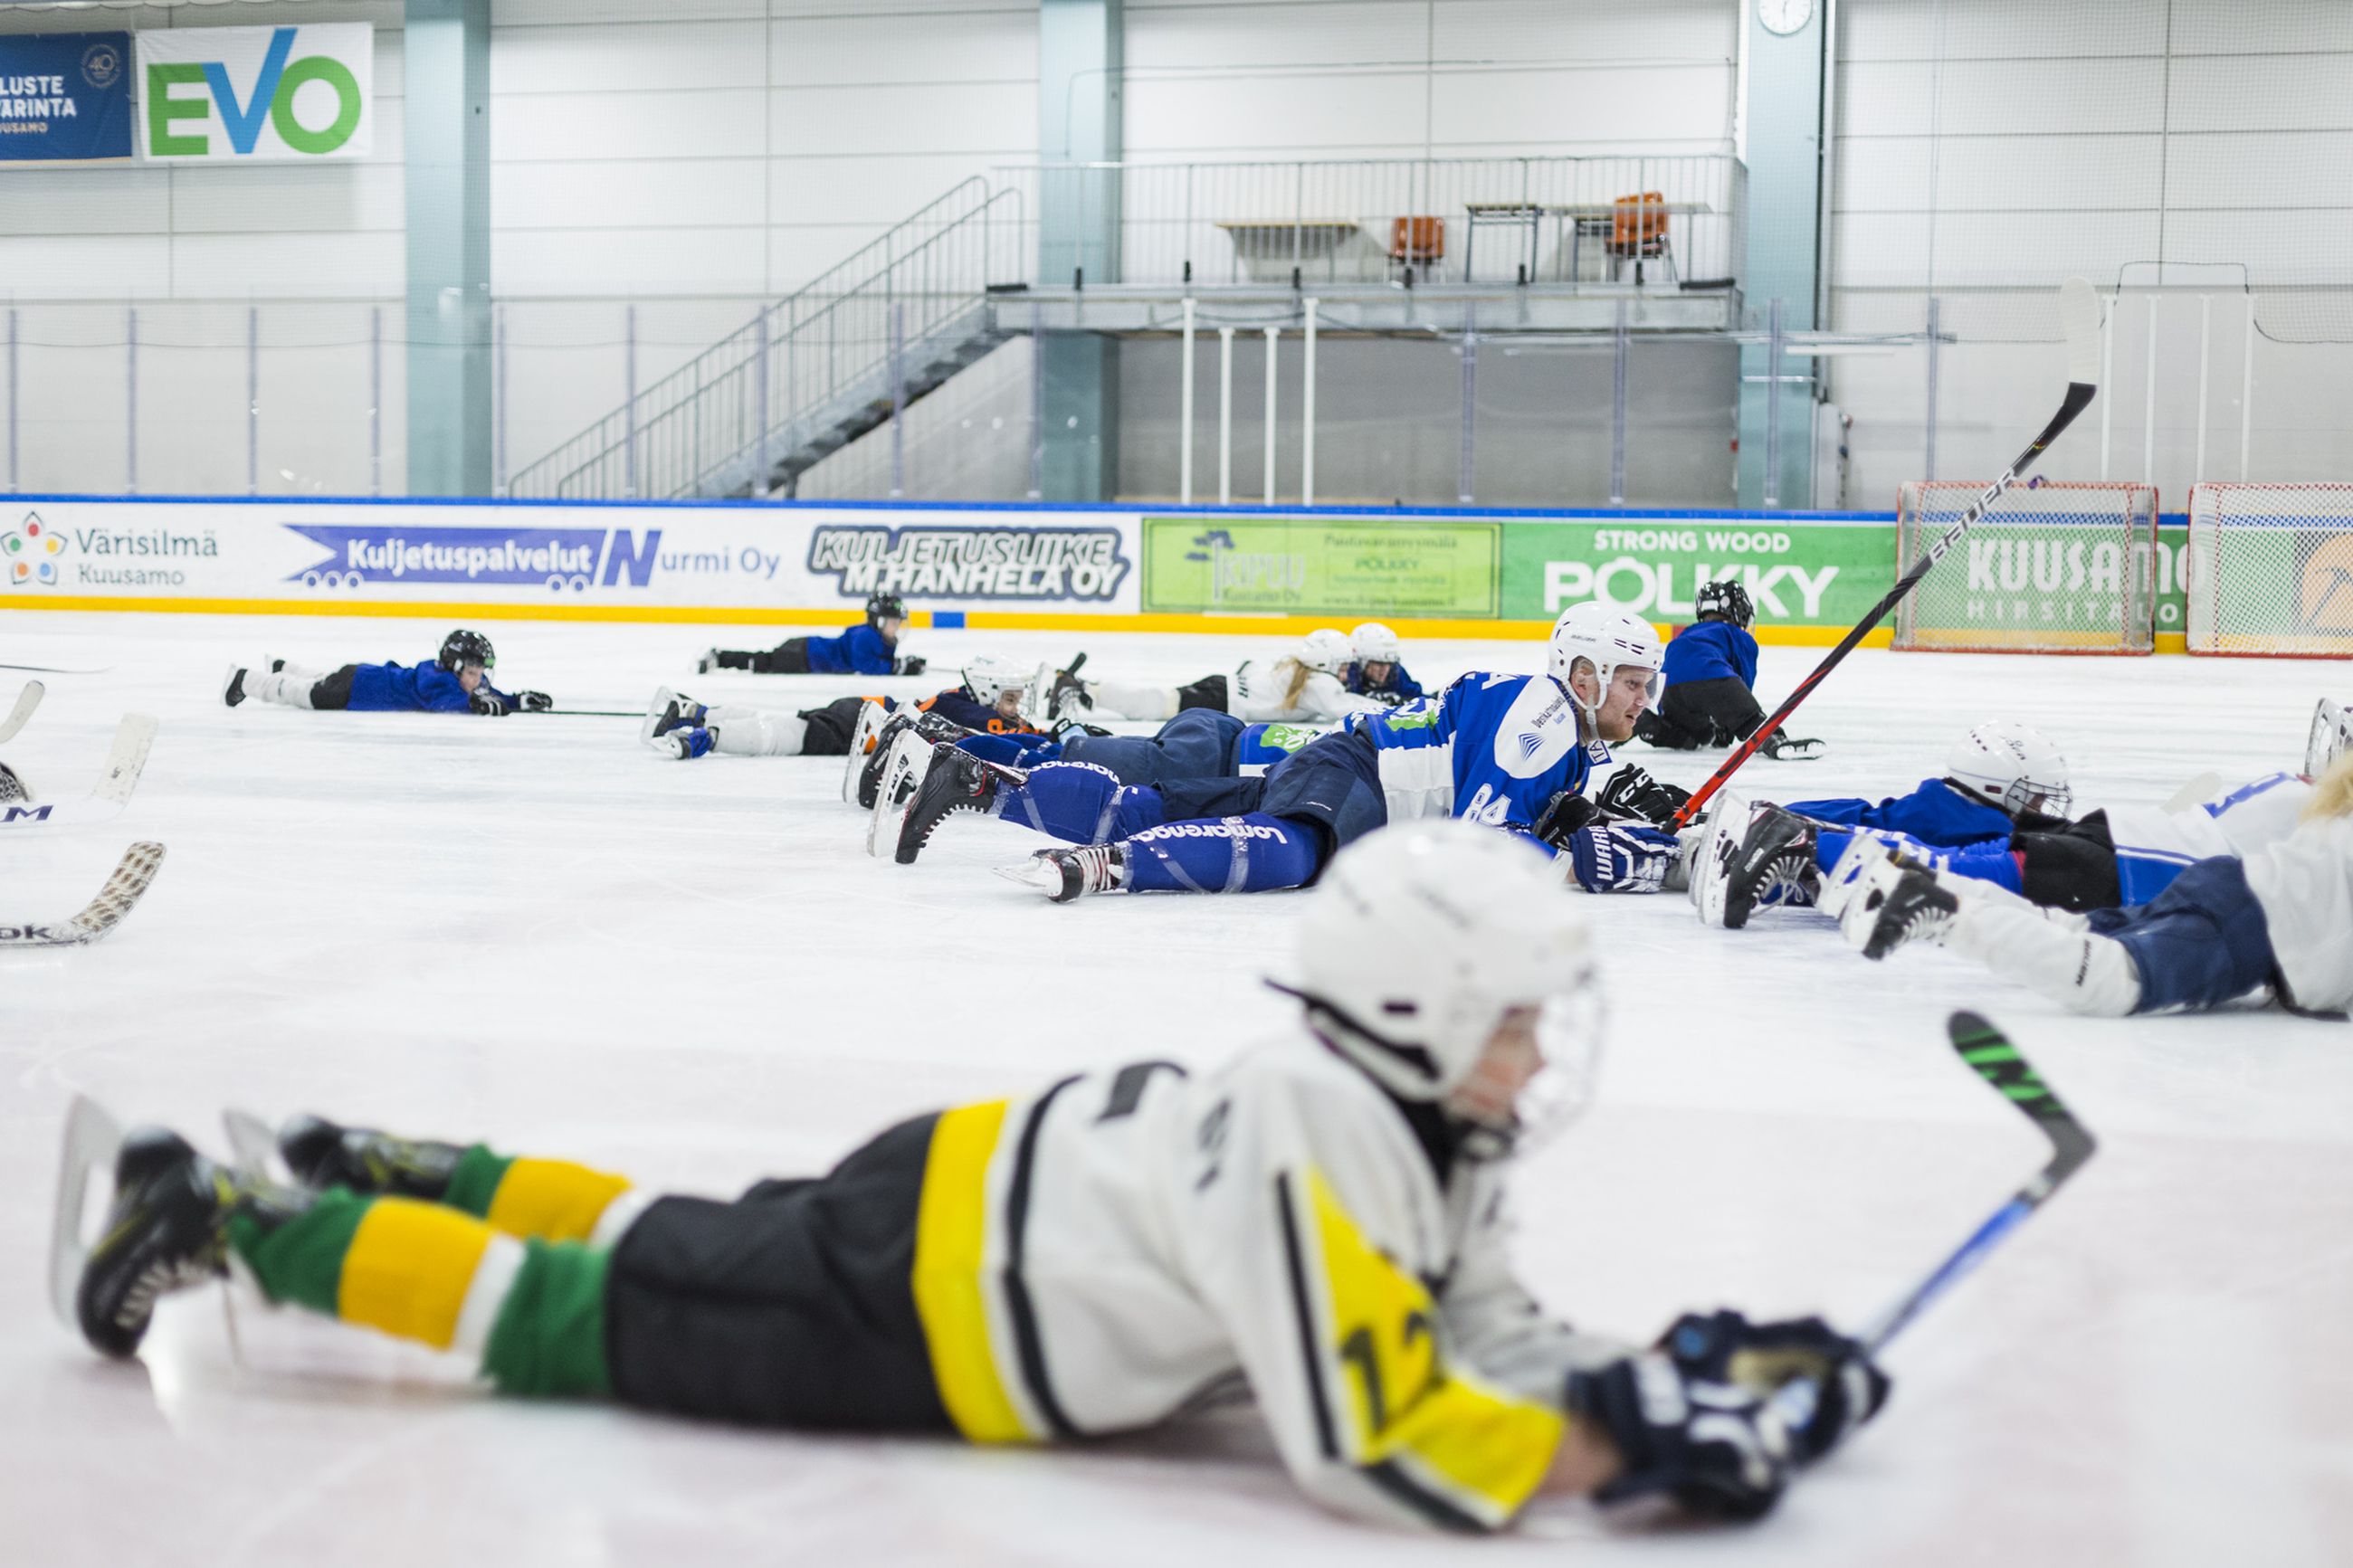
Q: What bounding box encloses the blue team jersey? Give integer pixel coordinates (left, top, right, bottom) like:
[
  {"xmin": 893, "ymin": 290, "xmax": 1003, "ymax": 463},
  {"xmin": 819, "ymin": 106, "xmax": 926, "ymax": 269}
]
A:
[
  {"xmin": 804, "ymin": 623, "xmax": 898, "ymax": 675},
  {"xmin": 1234, "ymin": 721, "xmax": 1322, "ymax": 775},
  {"xmin": 1662, "ymin": 619, "xmax": 1758, "ymax": 689},
  {"xmin": 1790, "ymin": 777, "xmax": 2012, "ymax": 844},
  {"xmin": 918, "ymin": 688, "xmax": 1042, "ymax": 736},
  {"xmin": 1344, "ymin": 660, "xmax": 1424, "ymax": 703},
  {"xmin": 348, "ymin": 660, "xmax": 512, "ymax": 715},
  {"xmin": 1350, "ymin": 672, "xmax": 1602, "ymax": 831}
]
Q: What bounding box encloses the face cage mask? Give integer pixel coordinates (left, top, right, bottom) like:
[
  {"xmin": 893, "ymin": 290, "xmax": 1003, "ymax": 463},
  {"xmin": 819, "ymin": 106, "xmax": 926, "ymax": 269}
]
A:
[
  {"xmin": 1450, "ymin": 980, "xmax": 1608, "ymax": 1163},
  {"xmin": 2000, "ymin": 778, "xmax": 2072, "ymax": 818}
]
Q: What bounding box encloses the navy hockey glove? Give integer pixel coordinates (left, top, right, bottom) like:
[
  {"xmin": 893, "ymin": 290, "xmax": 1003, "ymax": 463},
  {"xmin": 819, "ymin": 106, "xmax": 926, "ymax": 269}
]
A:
[
  {"xmin": 1568, "ymin": 822, "xmax": 1680, "ymax": 893},
  {"xmin": 511, "ymin": 690, "xmax": 553, "ymax": 713},
  {"xmin": 1596, "ymin": 764, "xmax": 1692, "ymax": 825},
  {"xmin": 1531, "ymin": 789, "xmax": 1602, "ymax": 849},
  {"xmin": 894, "ymin": 655, "xmax": 929, "ymax": 677},
  {"xmin": 1570, "ymin": 1353, "xmax": 1794, "ymax": 1521},
  {"xmin": 1660, "ymin": 1309, "xmax": 1890, "ymax": 1465},
  {"xmin": 468, "ymin": 689, "xmax": 509, "ymax": 717}
]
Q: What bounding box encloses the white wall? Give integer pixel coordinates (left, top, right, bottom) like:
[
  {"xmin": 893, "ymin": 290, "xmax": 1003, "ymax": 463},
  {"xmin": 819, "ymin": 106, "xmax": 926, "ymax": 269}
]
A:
[{"xmin": 1828, "ymin": 0, "xmax": 2353, "ymax": 505}]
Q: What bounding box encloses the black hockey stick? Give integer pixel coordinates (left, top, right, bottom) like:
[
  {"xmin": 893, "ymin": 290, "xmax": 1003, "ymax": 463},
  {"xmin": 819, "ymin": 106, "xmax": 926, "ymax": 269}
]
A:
[
  {"xmin": 1772, "ymin": 1010, "xmax": 2095, "ymax": 1433},
  {"xmin": 1669, "ymin": 279, "xmax": 2104, "ymax": 832},
  {"xmin": 0, "ymin": 661, "xmax": 112, "ymax": 675},
  {"xmin": 522, "ymin": 708, "xmax": 638, "ymax": 717}
]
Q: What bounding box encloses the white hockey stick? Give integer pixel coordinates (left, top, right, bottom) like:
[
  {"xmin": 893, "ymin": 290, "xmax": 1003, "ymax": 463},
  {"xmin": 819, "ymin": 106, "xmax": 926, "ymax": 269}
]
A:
[
  {"xmin": 0, "ymin": 680, "xmax": 43, "ymax": 744},
  {"xmin": 0, "ymin": 841, "xmax": 167, "ymax": 948},
  {"xmin": 0, "ymin": 713, "xmax": 157, "ymax": 832}
]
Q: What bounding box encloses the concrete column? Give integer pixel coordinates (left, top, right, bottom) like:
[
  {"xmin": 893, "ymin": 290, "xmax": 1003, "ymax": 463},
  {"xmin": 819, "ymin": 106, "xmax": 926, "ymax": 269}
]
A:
[
  {"xmin": 405, "ymin": 0, "xmax": 491, "ymax": 498},
  {"xmin": 1736, "ymin": 0, "xmax": 1827, "ymax": 509},
  {"xmin": 1037, "ymin": 0, "xmax": 1121, "ymax": 501}
]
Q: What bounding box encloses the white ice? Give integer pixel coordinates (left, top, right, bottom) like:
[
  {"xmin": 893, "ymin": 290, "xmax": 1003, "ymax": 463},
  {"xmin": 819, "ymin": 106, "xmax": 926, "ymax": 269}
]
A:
[{"xmin": 4, "ymin": 611, "xmax": 2349, "ymax": 1568}]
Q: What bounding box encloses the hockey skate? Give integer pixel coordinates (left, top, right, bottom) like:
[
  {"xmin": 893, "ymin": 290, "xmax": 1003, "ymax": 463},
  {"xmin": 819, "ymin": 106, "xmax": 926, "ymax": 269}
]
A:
[
  {"xmin": 1716, "ymin": 805, "xmax": 1820, "ymax": 929},
  {"xmin": 662, "ymin": 727, "xmax": 715, "ymax": 760},
  {"xmin": 67, "ymin": 1124, "xmax": 249, "ymax": 1358},
  {"xmin": 838, "ymin": 700, "xmax": 891, "ymax": 803},
  {"xmin": 1760, "ymin": 730, "xmax": 1824, "ymax": 761},
  {"xmin": 221, "ymin": 664, "xmax": 250, "ymax": 708},
  {"xmin": 273, "ymin": 1113, "xmax": 467, "ymax": 1202},
  {"xmin": 998, "ymin": 842, "xmax": 1127, "ymax": 902},
  {"xmin": 1842, "ymin": 856, "xmax": 1959, "ymax": 960},
  {"xmin": 1690, "ymin": 792, "xmax": 1753, "ymax": 924},
  {"xmin": 893, "ymin": 746, "xmax": 1022, "ymax": 866},
  {"xmin": 1044, "ymin": 664, "xmax": 1094, "ymax": 723},
  {"xmin": 640, "ymin": 687, "xmax": 706, "ymax": 748},
  {"xmin": 864, "ymin": 730, "xmax": 935, "ymax": 856},
  {"xmin": 1816, "ymin": 831, "xmax": 1900, "ymax": 920}
]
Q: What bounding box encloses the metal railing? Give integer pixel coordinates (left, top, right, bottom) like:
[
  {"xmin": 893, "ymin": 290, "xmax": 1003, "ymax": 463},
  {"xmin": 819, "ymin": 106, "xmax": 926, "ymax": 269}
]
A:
[
  {"xmin": 508, "ymin": 178, "xmax": 1025, "ymax": 500},
  {"xmin": 997, "ymin": 155, "xmax": 1746, "ymax": 291}
]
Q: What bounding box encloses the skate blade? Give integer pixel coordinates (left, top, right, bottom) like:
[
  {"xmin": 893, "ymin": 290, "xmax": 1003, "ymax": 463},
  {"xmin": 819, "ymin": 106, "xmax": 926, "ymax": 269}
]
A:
[
  {"xmin": 992, "ymin": 860, "xmax": 1060, "ymax": 892},
  {"xmin": 220, "ymin": 1108, "xmax": 285, "ymax": 1183},
  {"xmin": 1691, "ymin": 790, "xmax": 1747, "ymax": 927},
  {"xmin": 639, "ymin": 687, "xmax": 678, "ymax": 748},
  {"xmin": 49, "ymin": 1094, "xmax": 124, "ymax": 1331}
]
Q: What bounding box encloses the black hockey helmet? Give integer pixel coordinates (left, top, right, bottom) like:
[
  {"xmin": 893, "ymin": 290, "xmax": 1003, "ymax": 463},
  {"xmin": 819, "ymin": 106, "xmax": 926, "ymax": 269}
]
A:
[
  {"xmin": 864, "ymin": 594, "xmax": 908, "ymax": 628},
  {"xmin": 437, "ymin": 629, "xmax": 496, "ymax": 672},
  {"xmin": 1695, "ymin": 579, "xmax": 1754, "ymax": 629}
]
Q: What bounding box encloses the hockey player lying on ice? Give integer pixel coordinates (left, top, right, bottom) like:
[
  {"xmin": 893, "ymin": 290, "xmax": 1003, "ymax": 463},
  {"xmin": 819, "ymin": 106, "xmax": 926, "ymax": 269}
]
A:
[
  {"xmin": 643, "ymin": 654, "xmax": 1045, "ymax": 762},
  {"xmin": 1634, "ymin": 579, "xmax": 1820, "ymax": 759},
  {"xmin": 221, "ymin": 630, "xmax": 550, "ymax": 717},
  {"xmin": 698, "ymin": 594, "xmax": 928, "ymax": 678},
  {"xmin": 1044, "ymin": 625, "xmax": 1417, "ymax": 726},
  {"xmin": 70, "ymin": 822, "xmax": 1886, "ymax": 1530},
  {"xmin": 887, "ymin": 603, "xmax": 1695, "ymax": 898},
  {"xmin": 1842, "ymin": 754, "xmax": 2353, "ymax": 1018}
]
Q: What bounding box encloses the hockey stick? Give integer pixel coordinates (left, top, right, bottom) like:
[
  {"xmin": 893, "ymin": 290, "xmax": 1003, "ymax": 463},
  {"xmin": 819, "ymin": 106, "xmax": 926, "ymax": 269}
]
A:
[
  {"xmin": 0, "ymin": 714, "xmax": 158, "ymax": 832},
  {"xmin": 1667, "ymin": 279, "xmax": 2105, "ymax": 832},
  {"xmin": 523, "ymin": 708, "xmax": 638, "ymax": 717},
  {"xmin": 0, "ymin": 680, "xmax": 43, "ymax": 744},
  {"xmin": 0, "ymin": 841, "xmax": 167, "ymax": 947},
  {"xmin": 0, "ymin": 660, "xmax": 112, "ymax": 675},
  {"xmin": 1772, "ymin": 1010, "xmax": 2095, "ymax": 1434}
]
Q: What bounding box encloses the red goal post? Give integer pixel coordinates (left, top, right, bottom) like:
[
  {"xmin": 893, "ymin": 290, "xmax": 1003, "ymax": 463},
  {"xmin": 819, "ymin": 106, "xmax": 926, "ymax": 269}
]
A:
[
  {"xmin": 1891, "ymin": 481, "xmax": 2158, "ymax": 654},
  {"xmin": 2186, "ymin": 482, "xmax": 2353, "ymax": 657}
]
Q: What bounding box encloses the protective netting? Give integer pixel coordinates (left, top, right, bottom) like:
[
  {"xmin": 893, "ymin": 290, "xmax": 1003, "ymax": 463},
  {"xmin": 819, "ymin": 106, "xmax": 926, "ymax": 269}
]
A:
[
  {"xmin": 1893, "ymin": 481, "xmax": 2157, "ymax": 653},
  {"xmin": 2186, "ymin": 482, "xmax": 2353, "ymax": 655}
]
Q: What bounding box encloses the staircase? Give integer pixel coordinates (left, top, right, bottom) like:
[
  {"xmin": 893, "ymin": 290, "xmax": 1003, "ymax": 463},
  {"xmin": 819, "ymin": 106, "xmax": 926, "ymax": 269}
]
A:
[{"xmin": 508, "ymin": 179, "xmax": 1025, "ymax": 502}]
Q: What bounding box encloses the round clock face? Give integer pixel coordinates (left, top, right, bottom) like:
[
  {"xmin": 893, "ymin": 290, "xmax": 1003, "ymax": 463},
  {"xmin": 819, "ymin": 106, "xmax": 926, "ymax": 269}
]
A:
[{"xmin": 1759, "ymin": 0, "xmax": 1814, "ymax": 35}]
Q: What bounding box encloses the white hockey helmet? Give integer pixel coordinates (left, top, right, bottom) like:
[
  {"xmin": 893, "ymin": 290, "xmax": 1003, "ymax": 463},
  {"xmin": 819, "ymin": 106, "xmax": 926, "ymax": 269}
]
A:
[
  {"xmin": 1549, "ymin": 603, "xmax": 1665, "ymax": 714},
  {"xmin": 1297, "ymin": 628, "xmax": 1352, "ymax": 675},
  {"xmin": 961, "ymin": 655, "xmax": 1035, "ymax": 708},
  {"xmin": 1349, "ymin": 622, "xmax": 1405, "ymax": 666},
  {"xmin": 1947, "ymin": 721, "xmax": 2072, "ymax": 816},
  {"xmin": 1287, "ymin": 821, "xmax": 1604, "ymax": 1153}
]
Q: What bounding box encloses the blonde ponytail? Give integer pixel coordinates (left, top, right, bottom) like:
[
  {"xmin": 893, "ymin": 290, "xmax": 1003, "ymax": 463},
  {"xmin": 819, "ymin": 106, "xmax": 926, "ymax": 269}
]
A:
[{"xmin": 2302, "ymin": 751, "xmax": 2353, "ymax": 822}]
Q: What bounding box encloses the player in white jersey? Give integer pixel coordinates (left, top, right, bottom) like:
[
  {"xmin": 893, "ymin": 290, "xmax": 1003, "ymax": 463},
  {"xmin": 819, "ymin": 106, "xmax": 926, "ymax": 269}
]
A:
[
  {"xmin": 1050, "ymin": 629, "xmax": 1393, "ymax": 726},
  {"xmin": 1843, "ymin": 755, "xmax": 2353, "ymax": 1016},
  {"xmin": 67, "ymin": 823, "xmax": 1884, "ymax": 1531}
]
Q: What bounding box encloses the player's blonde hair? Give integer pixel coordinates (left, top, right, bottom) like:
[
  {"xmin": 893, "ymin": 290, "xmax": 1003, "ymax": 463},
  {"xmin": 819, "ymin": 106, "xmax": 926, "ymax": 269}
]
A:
[
  {"xmin": 2302, "ymin": 751, "xmax": 2353, "ymax": 822},
  {"xmin": 1278, "ymin": 657, "xmax": 1313, "ymax": 708}
]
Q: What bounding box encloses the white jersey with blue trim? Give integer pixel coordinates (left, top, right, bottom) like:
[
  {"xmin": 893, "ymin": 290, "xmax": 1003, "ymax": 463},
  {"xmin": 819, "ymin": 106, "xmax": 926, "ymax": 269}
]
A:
[
  {"xmin": 1351, "ymin": 673, "xmax": 1604, "ymax": 830},
  {"xmin": 2107, "ymin": 772, "xmax": 2311, "ymax": 905}
]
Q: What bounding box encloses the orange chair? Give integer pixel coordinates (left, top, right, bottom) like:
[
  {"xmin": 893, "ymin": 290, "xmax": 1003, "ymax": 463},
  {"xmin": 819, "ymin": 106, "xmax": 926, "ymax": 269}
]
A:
[
  {"xmin": 1610, "ymin": 193, "xmax": 1673, "ymax": 284},
  {"xmin": 1389, "ymin": 215, "xmax": 1444, "ymax": 282}
]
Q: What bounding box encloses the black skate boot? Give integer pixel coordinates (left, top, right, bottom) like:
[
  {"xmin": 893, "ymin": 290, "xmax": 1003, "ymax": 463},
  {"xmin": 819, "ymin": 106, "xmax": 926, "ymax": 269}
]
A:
[
  {"xmin": 1045, "ymin": 665, "xmax": 1093, "ymax": 722},
  {"xmin": 1026, "ymin": 843, "xmax": 1127, "ymax": 902},
  {"xmin": 1853, "ymin": 861, "xmax": 1959, "ymax": 960},
  {"xmin": 856, "ymin": 714, "xmax": 918, "ymax": 809},
  {"xmin": 220, "ymin": 665, "xmax": 249, "ymax": 708},
  {"xmin": 1760, "ymin": 731, "xmax": 1824, "ymax": 761},
  {"xmin": 893, "ymin": 748, "xmax": 1015, "ymax": 866},
  {"xmin": 1720, "ymin": 805, "xmax": 1820, "ymax": 930},
  {"xmin": 277, "ymin": 1113, "xmax": 467, "ymax": 1202},
  {"xmin": 640, "ymin": 687, "xmax": 706, "ymax": 747},
  {"xmin": 76, "ymin": 1129, "xmax": 244, "ymax": 1358}
]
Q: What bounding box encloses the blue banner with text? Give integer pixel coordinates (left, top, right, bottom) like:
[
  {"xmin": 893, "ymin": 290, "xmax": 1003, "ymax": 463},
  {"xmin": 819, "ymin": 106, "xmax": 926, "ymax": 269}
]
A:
[{"xmin": 0, "ymin": 32, "xmax": 131, "ymax": 161}]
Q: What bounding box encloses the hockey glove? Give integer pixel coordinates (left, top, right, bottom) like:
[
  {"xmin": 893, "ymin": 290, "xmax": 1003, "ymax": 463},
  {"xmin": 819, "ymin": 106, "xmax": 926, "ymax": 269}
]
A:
[
  {"xmin": 468, "ymin": 689, "xmax": 510, "ymax": 717},
  {"xmin": 1597, "ymin": 764, "xmax": 1694, "ymax": 826},
  {"xmin": 1052, "ymin": 717, "xmax": 1114, "ymax": 741},
  {"xmin": 512, "ymin": 690, "xmax": 554, "ymax": 713},
  {"xmin": 1570, "ymin": 1353, "xmax": 1794, "ymax": 1521},
  {"xmin": 1568, "ymin": 822, "xmax": 1680, "ymax": 894},
  {"xmin": 894, "ymin": 655, "xmax": 929, "ymax": 678},
  {"xmin": 1660, "ymin": 1309, "xmax": 1890, "ymax": 1465},
  {"xmin": 1531, "ymin": 789, "xmax": 1602, "ymax": 849}
]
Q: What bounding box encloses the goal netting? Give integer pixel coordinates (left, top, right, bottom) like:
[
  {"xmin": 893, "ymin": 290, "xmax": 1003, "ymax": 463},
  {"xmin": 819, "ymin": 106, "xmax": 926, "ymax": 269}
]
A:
[
  {"xmin": 1891, "ymin": 482, "xmax": 2158, "ymax": 654},
  {"xmin": 2186, "ymin": 484, "xmax": 2353, "ymax": 657}
]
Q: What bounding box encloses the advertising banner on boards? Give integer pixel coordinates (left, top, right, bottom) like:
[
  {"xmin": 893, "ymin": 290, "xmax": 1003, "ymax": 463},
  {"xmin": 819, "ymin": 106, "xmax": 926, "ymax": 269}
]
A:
[
  {"xmin": 0, "ymin": 32, "xmax": 131, "ymax": 161},
  {"xmin": 137, "ymin": 24, "xmax": 372, "ymax": 163},
  {"xmin": 1140, "ymin": 516, "xmax": 1502, "ymax": 617}
]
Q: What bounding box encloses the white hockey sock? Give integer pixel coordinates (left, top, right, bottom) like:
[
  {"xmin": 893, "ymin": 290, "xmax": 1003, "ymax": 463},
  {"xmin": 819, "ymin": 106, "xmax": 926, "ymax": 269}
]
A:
[
  {"xmin": 1946, "ymin": 899, "xmax": 2141, "ymax": 1016},
  {"xmin": 1084, "ymin": 679, "xmax": 1179, "ymax": 722},
  {"xmin": 251, "ymin": 670, "xmax": 316, "ymax": 709},
  {"xmin": 1930, "ymin": 868, "xmax": 2090, "ymax": 930},
  {"xmin": 708, "ymin": 705, "xmax": 807, "ymax": 756}
]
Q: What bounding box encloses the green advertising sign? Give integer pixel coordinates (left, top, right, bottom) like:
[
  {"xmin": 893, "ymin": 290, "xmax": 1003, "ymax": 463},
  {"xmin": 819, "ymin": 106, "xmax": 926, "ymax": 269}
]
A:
[
  {"xmin": 1496, "ymin": 518, "xmax": 1897, "ymax": 625},
  {"xmin": 1140, "ymin": 517, "xmax": 1501, "ymax": 616}
]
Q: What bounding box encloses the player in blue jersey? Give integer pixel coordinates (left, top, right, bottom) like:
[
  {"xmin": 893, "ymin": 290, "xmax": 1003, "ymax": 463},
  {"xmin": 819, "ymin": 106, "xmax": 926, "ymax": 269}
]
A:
[
  {"xmin": 882, "ymin": 603, "xmax": 1691, "ymax": 899},
  {"xmin": 697, "ymin": 594, "xmax": 927, "ymax": 678},
  {"xmin": 648, "ymin": 656, "xmax": 1043, "ymax": 761},
  {"xmin": 1635, "ymin": 580, "xmax": 1820, "ymax": 759},
  {"xmin": 221, "ymin": 630, "xmax": 549, "ymax": 717}
]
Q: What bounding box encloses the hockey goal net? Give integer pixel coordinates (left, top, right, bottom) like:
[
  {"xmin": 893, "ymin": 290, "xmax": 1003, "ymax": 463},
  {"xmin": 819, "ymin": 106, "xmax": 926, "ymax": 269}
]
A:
[
  {"xmin": 2186, "ymin": 483, "xmax": 2353, "ymax": 656},
  {"xmin": 1891, "ymin": 481, "xmax": 2158, "ymax": 654}
]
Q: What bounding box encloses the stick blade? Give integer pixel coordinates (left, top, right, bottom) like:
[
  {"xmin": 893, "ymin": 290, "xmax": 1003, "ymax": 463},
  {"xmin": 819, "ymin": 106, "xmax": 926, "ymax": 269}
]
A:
[
  {"xmin": 2059, "ymin": 277, "xmax": 2102, "ymax": 390},
  {"xmin": 94, "ymin": 715, "xmax": 158, "ymax": 808},
  {"xmin": 1947, "ymin": 1010, "xmax": 2097, "ymax": 1176}
]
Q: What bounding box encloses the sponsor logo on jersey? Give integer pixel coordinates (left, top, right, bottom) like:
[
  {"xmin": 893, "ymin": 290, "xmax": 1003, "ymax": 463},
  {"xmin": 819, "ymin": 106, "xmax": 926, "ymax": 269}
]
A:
[{"xmin": 1490, "ymin": 679, "xmax": 1577, "ymax": 779}]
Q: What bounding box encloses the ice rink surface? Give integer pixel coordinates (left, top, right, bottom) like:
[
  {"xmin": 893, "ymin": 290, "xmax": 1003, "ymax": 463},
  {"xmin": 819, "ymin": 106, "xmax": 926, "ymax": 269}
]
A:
[{"xmin": 4, "ymin": 610, "xmax": 2349, "ymax": 1568}]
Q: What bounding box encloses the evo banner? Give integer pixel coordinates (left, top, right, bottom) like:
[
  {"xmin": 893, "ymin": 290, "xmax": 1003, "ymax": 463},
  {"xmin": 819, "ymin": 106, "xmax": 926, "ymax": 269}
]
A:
[
  {"xmin": 0, "ymin": 499, "xmax": 1143, "ymax": 618},
  {"xmin": 138, "ymin": 24, "xmax": 371, "ymax": 163}
]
